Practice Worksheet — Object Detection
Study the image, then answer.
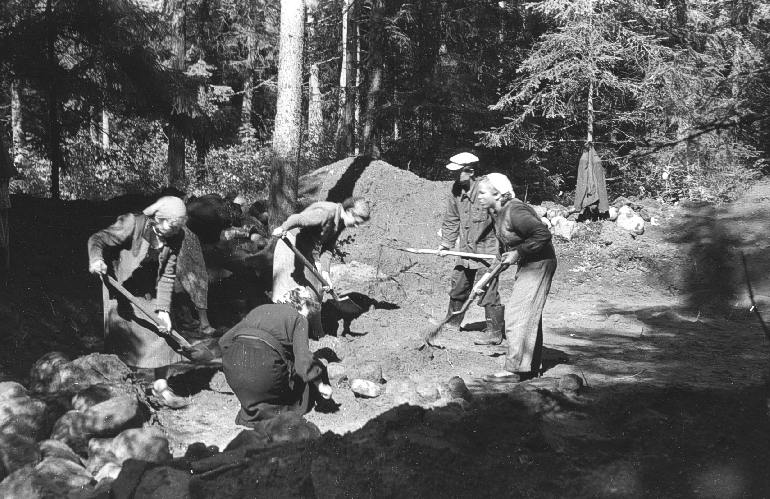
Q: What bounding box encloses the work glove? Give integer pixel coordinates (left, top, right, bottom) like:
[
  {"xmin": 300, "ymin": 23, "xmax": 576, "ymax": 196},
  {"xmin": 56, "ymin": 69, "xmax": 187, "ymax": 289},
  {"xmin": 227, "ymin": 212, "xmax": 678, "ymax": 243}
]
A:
[
  {"xmin": 89, "ymin": 259, "xmax": 108, "ymax": 275},
  {"xmin": 317, "ymin": 382, "xmax": 333, "ymax": 400},
  {"xmin": 271, "ymin": 226, "xmax": 285, "ymax": 238}
]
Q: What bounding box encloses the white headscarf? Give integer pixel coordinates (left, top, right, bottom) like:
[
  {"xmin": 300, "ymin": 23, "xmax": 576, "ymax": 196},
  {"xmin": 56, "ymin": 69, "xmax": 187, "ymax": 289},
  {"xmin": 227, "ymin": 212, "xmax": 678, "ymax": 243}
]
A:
[{"xmin": 483, "ymin": 173, "xmax": 515, "ymax": 198}]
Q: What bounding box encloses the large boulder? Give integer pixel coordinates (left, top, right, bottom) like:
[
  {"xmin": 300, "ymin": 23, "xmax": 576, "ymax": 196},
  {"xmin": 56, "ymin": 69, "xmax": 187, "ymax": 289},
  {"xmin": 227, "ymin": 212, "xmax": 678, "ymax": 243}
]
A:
[
  {"xmin": 34, "ymin": 457, "xmax": 93, "ymax": 490},
  {"xmin": 50, "ymin": 395, "xmax": 141, "ymax": 452},
  {"xmin": 0, "ymin": 381, "xmax": 28, "ymax": 401},
  {"xmin": 0, "ymin": 433, "xmax": 41, "ymax": 482},
  {"xmin": 110, "ymin": 428, "xmax": 172, "ymax": 465},
  {"xmin": 0, "ymin": 392, "xmax": 47, "ymax": 439},
  {"xmin": 38, "ymin": 439, "xmax": 82, "ymax": 466},
  {"xmin": 616, "ymin": 206, "xmax": 645, "ymax": 235},
  {"xmin": 30, "ymin": 353, "xmax": 132, "ymax": 396},
  {"xmin": 85, "ymin": 437, "xmax": 119, "ymax": 475},
  {"xmin": 71, "ymin": 383, "xmax": 132, "ymax": 412},
  {"xmin": 550, "ymin": 216, "xmax": 578, "ymax": 241}
]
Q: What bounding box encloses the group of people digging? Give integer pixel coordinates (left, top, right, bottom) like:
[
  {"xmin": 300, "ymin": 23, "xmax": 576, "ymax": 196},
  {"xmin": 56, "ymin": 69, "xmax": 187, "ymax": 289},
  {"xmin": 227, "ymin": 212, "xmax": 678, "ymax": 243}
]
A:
[{"xmin": 86, "ymin": 151, "xmax": 555, "ymax": 427}]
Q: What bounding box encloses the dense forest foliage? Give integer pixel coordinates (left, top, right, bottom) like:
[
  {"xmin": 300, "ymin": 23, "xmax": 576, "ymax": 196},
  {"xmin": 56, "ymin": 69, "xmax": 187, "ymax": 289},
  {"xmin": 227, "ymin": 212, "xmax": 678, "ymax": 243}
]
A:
[{"xmin": 1, "ymin": 0, "xmax": 768, "ymax": 205}]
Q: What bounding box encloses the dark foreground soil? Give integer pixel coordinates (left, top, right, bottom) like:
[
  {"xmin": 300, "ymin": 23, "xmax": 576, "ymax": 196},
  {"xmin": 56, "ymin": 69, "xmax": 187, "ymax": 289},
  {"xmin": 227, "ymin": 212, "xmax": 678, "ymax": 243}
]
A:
[{"xmin": 2, "ymin": 157, "xmax": 769, "ymax": 497}]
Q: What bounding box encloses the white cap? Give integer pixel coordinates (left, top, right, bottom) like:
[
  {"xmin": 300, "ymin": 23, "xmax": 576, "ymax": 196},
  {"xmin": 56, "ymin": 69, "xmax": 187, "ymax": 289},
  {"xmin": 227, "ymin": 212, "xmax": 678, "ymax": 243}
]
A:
[
  {"xmin": 445, "ymin": 152, "xmax": 479, "ymax": 171},
  {"xmin": 483, "ymin": 172, "xmax": 515, "ymax": 198}
]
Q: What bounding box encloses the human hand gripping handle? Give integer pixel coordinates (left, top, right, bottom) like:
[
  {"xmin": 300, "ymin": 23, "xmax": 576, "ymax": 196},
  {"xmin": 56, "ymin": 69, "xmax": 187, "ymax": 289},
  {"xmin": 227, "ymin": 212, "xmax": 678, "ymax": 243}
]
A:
[{"xmin": 89, "ymin": 259, "xmax": 108, "ymax": 275}]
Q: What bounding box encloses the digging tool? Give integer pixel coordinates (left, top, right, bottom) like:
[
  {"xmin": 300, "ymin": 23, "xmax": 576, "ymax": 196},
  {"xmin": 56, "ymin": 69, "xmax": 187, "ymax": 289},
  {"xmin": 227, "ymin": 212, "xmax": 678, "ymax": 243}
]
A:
[
  {"xmin": 400, "ymin": 247, "xmax": 496, "ymax": 261},
  {"xmin": 102, "ymin": 275, "xmax": 218, "ymax": 362},
  {"xmin": 419, "ymin": 260, "xmax": 505, "ymax": 350},
  {"xmin": 277, "ymin": 234, "xmax": 364, "ymax": 317}
]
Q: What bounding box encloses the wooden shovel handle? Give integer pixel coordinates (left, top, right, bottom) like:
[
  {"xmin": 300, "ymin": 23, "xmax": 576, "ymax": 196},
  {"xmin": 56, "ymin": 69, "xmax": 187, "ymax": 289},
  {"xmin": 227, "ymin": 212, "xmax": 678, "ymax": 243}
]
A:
[
  {"xmin": 102, "ymin": 275, "xmax": 195, "ymax": 350},
  {"xmin": 278, "ymin": 235, "xmax": 345, "ymax": 302}
]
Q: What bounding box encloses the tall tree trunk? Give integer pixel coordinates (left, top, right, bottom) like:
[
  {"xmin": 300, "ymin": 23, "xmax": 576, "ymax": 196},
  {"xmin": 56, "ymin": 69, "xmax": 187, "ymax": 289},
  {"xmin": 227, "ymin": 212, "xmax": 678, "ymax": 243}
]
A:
[
  {"xmin": 101, "ymin": 109, "xmax": 110, "ymax": 149},
  {"xmin": 90, "ymin": 106, "xmax": 99, "ymax": 144},
  {"xmin": 241, "ymin": 30, "xmax": 256, "ymax": 139},
  {"xmin": 270, "ymin": 0, "xmax": 305, "ymax": 228},
  {"xmin": 308, "ymin": 63, "xmax": 323, "ymax": 159},
  {"xmin": 335, "ymin": 0, "xmax": 356, "ymax": 157},
  {"xmin": 195, "ymin": 138, "xmax": 207, "ymax": 182},
  {"xmin": 354, "ymin": 24, "xmax": 361, "ymax": 155},
  {"xmin": 11, "ymin": 80, "xmax": 23, "ymax": 167},
  {"xmin": 45, "ymin": 0, "xmax": 61, "ymax": 200},
  {"xmin": 586, "ymin": 79, "xmax": 594, "ymax": 144},
  {"xmin": 362, "ymin": 0, "xmax": 385, "ymax": 157},
  {"xmin": 167, "ymin": 0, "xmax": 186, "ymax": 189}
]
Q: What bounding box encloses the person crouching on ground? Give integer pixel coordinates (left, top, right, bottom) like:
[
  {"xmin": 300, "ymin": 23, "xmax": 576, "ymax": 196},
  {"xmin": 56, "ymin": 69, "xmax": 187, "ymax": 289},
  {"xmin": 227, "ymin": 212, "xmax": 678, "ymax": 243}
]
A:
[
  {"xmin": 271, "ymin": 197, "xmax": 371, "ymax": 338},
  {"xmin": 438, "ymin": 152, "xmax": 503, "ymax": 344},
  {"xmin": 219, "ymin": 287, "xmax": 332, "ymax": 426},
  {"xmin": 87, "ymin": 196, "xmax": 210, "ymax": 408},
  {"xmin": 476, "ymin": 173, "xmax": 557, "ymax": 383}
]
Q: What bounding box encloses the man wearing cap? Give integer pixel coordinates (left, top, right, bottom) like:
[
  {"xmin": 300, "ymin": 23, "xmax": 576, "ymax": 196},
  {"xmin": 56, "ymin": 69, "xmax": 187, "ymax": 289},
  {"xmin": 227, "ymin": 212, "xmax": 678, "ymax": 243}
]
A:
[
  {"xmin": 438, "ymin": 152, "xmax": 503, "ymax": 344},
  {"xmin": 87, "ymin": 195, "xmax": 211, "ymax": 408}
]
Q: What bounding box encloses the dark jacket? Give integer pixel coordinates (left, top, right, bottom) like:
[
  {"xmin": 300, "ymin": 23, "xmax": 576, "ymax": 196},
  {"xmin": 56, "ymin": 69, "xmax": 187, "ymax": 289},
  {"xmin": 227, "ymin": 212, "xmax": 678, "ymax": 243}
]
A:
[
  {"xmin": 440, "ymin": 178, "xmax": 499, "ymax": 269},
  {"xmin": 494, "ymin": 199, "xmax": 556, "ymax": 264},
  {"xmin": 219, "ymin": 304, "xmax": 323, "ymax": 383}
]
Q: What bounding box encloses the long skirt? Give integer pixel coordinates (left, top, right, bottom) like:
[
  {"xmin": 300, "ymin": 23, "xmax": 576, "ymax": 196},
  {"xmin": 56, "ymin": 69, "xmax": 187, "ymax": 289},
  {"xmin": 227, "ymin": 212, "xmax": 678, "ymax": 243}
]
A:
[
  {"xmin": 503, "ymin": 258, "xmax": 557, "ymax": 374},
  {"xmin": 271, "ymin": 231, "xmax": 324, "ymax": 338},
  {"xmin": 103, "ymin": 290, "xmax": 185, "ymax": 369},
  {"xmin": 222, "ymin": 336, "xmax": 310, "ymax": 426}
]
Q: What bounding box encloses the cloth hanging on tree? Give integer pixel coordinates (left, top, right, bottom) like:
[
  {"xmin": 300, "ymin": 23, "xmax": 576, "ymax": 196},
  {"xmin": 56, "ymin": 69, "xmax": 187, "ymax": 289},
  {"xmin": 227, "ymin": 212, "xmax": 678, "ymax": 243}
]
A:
[{"xmin": 573, "ymin": 144, "xmax": 609, "ymax": 213}]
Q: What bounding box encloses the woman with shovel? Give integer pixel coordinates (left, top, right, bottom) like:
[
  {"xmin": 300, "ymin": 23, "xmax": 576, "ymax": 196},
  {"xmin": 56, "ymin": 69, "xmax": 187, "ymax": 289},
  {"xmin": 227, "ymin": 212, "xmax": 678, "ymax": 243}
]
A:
[
  {"xmin": 88, "ymin": 196, "xmax": 210, "ymax": 408},
  {"xmin": 271, "ymin": 197, "xmax": 370, "ymax": 338},
  {"xmin": 476, "ymin": 173, "xmax": 557, "ymax": 383}
]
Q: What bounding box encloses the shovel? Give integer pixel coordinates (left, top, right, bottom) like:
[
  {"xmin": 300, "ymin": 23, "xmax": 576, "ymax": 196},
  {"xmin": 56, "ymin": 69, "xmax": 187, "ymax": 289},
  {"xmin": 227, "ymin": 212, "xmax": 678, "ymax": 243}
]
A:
[
  {"xmin": 278, "ymin": 235, "xmax": 365, "ymax": 318},
  {"xmin": 419, "ymin": 260, "xmax": 505, "ymax": 350},
  {"xmin": 102, "ymin": 275, "xmax": 218, "ymax": 363}
]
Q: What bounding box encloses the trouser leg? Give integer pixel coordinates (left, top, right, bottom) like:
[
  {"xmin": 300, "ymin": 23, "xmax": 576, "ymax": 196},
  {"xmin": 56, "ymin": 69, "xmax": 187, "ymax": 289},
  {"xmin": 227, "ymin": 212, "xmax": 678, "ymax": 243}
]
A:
[
  {"xmin": 503, "ymin": 259, "xmax": 556, "ymax": 374},
  {"xmin": 447, "ymin": 266, "xmax": 475, "ymax": 326}
]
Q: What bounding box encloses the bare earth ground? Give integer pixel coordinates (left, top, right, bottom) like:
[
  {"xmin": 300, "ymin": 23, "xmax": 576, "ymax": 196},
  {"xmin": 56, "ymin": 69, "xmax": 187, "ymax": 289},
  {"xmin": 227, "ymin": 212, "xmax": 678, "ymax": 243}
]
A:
[{"xmin": 1, "ymin": 159, "xmax": 769, "ymax": 497}]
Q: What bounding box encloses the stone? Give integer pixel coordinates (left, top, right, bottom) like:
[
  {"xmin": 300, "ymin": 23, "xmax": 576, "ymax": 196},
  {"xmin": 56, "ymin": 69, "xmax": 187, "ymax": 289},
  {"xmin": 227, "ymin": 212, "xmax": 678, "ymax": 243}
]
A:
[
  {"xmin": 0, "ymin": 394, "xmax": 47, "ymax": 439},
  {"xmin": 350, "ymin": 379, "xmax": 381, "ymax": 398},
  {"xmin": 612, "ymin": 196, "xmax": 633, "ymax": 208},
  {"xmin": 207, "ymin": 371, "xmax": 232, "ymax": 393},
  {"xmin": 0, "ymin": 433, "xmax": 41, "ymax": 481},
  {"xmin": 532, "ymin": 205, "xmax": 547, "ymax": 218},
  {"xmin": 39, "ymin": 439, "xmax": 82, "ymax": 466},
  {"xmin": 550, "ymin": 216, "xmax": 578, "ymax": 241},
  {"xmin": 261, "ymin": 413, "xmax": 321, "ymax": 444},
  {"xmin": 29, "ymin": 352, "xmax": 70, "ymax": 394},
  {"xmin": 82, "ymin": 395, "xmax": 141, "ymax": 435},
  {"xmin": 616, "ymin": 206, "xmax": 645, "ymax": 235},
  {"xmin": 86, "ymin": 438, "xmax": 118, "ymax": 474},
  {"xmin": 415, "ymin": 383, "xmax": 440, "ymax": 403},
  {"xmin": 0, "ymin": 381, "xmax": 27, "ymax": 401},
  {"xmin": 30, "ymin": 354, "xmax": 132, "ymax": 396},
  {"xmin": 94, "ymin": 462, "xmax": 122, "ymax": 483},
  {"xmin": 35, "ymin": 456, "xmax": 93, "ymax": 490},
  {"xmin": 326, "ymin": 363, "xmax": 346, "ymax": 380},
  {"xmin": 0, "ymin": 465, "xmax": 38, "ymax": 498},
  {"xmin": 110, "ymin": 428, "xmax": 172, "ymax": 465},
  {"xmin": 132, "ymin": 466, "xmax": 191, "ymax": 499},
  {"xmin": 386, "ymin": 379, "xmax": 417, "ymax": 405},
  {"xmin": 71, "ymin": 384, "xmax": 129, "ymax": 412},
  {"xmin": 608, "ymin": 206, "xmax": 619, "ymax": 221},
  {"xmin": 351, "ymin": 362, "xmax": 383, "ymax": 384},
  {"xmin": 444, "ymin": 376, "xmax": 472, "ymax": 401},
  {"xmin": 558, "ymin": 374, "xmax": 584, "ymax": 393},
  {"xmin": 51, "ymin": 395, "xmax": 141, "ymax": 452}
]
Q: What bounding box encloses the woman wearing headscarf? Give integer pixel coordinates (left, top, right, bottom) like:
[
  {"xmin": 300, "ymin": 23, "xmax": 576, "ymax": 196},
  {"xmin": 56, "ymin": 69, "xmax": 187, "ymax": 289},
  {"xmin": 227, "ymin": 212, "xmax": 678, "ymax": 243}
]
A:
[
  {"xmin": 87, "ymin": 196, "xmax": 210, "ymax": 407},
  {"xmin": 476, "ymin": 173, "xmax": 557, "ymax": 383},
  {"xmin": 219, "ymin": 287, "xmax": 332, "ymax": 426},
  {"xmin": 270, "ymin": 197, "xmax": 371, "ymax": 337}
]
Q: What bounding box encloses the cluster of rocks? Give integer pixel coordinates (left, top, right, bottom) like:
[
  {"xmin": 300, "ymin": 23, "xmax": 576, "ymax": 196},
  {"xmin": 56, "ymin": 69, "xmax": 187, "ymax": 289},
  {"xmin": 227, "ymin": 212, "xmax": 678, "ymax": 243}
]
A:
[
  {"xmin": 0, "ymin": 352, "xmax": 172, "ymax": 498},
  {"xmin": 530, "ymin": 196, "xmax": 669, "ymax": 239}
]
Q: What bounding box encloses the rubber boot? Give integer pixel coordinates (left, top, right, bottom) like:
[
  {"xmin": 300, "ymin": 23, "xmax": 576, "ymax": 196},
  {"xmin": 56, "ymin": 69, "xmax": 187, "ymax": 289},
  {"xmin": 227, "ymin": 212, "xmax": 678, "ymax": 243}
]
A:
[
  {"xmin": 444, "ymin": 299, "xmax": 465, "ymax": 333},
  {"xmin": 474, "ymin": 305, "xmax": 504, "ymax": 345}
]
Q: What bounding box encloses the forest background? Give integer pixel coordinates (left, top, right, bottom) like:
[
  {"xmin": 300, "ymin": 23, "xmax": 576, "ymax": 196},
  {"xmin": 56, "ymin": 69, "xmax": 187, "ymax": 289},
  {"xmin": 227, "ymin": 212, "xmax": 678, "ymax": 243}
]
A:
[{"xmin": 1, "ymin": 0, "xmax": 769, "ymax": 212}]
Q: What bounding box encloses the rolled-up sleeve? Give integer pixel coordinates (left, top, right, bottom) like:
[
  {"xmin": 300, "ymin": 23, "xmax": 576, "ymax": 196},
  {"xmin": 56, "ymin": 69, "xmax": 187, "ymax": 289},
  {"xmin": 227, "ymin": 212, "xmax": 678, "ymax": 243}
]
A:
[{"xmin": 87, "ymin": 213, "xmax": 136, "ymax": 265}]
